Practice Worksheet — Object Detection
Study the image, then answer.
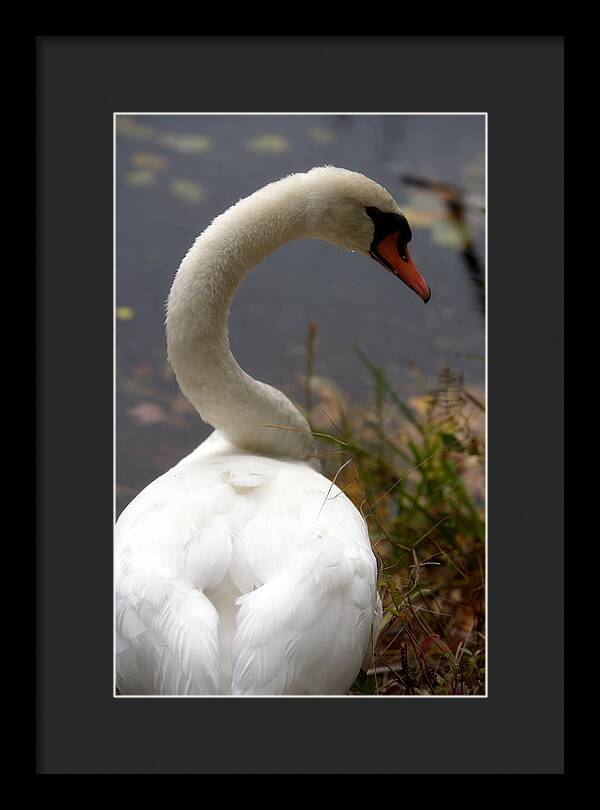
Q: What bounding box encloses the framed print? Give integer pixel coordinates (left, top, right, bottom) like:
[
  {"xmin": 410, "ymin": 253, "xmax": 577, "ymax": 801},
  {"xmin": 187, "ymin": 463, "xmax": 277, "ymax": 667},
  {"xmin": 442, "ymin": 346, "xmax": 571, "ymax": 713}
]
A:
[{"xmin": 37, "ymin": 36, "xmax": 563, "ymax": 774}]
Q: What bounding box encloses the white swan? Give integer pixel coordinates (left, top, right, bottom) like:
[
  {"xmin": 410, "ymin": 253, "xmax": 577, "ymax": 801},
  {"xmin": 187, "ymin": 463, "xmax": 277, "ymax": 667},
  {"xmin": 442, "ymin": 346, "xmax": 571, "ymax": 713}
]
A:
[{"xmin": 115, "ymin": 166, "xmax": 431, "ymax": 696}]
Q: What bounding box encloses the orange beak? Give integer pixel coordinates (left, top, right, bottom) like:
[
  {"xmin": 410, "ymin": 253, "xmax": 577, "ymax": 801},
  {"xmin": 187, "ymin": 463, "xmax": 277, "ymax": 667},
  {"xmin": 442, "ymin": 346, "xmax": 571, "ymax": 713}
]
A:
[{"xmin": 370, "ymin": 231, "xmax": 431, "ymax": 303}]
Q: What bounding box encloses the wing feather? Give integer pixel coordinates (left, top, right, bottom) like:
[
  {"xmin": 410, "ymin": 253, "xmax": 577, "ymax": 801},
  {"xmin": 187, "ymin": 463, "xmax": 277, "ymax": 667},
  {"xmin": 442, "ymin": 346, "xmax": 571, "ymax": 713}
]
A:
[
  {"xmin": 231, "ymin": 532, "xmax": 378, "ymax": 695},
  {"xmin": 115, "ymin": 483, "xmax": 234, "ymax": 695},
  {"xmin": 116, "ymin": 442, "xmax": 380, "ymax": 696}
]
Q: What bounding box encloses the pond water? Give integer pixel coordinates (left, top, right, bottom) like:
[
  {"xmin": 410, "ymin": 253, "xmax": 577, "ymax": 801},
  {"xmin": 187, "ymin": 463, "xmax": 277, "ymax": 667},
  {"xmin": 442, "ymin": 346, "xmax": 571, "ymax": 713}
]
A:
[{"xmin": 116, "ymin": 114, "xmax": 485, "ymax": 514}]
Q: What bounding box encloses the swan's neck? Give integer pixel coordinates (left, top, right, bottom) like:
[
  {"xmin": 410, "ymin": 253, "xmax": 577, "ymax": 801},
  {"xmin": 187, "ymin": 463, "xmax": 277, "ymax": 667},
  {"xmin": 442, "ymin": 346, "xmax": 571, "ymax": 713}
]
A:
[{"xmin": 166, "ymin": 174, "xmax": 316, "ymax": 461}]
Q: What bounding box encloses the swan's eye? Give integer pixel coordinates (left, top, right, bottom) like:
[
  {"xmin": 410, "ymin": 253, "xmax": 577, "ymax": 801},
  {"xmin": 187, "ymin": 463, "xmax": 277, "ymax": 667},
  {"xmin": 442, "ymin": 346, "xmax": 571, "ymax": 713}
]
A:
[{"xmin": 397, "ymin": 235, "xmax": 409, "ymax": 262}]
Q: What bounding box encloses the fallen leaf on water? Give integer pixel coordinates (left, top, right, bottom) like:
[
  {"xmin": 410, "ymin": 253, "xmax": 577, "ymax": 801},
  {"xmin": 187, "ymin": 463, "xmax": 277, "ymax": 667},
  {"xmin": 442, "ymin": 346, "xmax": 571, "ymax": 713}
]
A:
[
  {"xmin": 159, "ymin": 133, "xmax": 212, "ymax": 154},
  {"xmin": 132, "ymin": 361, "xmax": 153, "ymax": 379},
  {"xmin": 116, "ymin": 116, "xmax": 154, "ymax": 141},
  {"xmin": 131, "ymin": 151, "xmax": 168, "ymax": 171},
  {"xmin": 431, "ymin": 220, "xmax": 466, "ymax": 249},
  {"xmin": 245, "ymin": 134, "xmax": 290, "ymax": 154},
  {"xmin": 116, "ymin": 306, "xmax": 135, "ymax": 320},
  {"xmin": 169, "ymin": 179, "xmax": 205, "ymax": 204},
  {"xmin": 403, "ymin": 192, "xmax": 474, "ymax": 250},
  {"xmin": 124, "ymin": 170, "xmax": 155, "ymax": 187},
  {"xmin": 128, "ymin": 400, "xmax": 190, "ymax": 428},
  {"xmin": 308, "ymin": 126, "xmax": 337, "ymax": 144},
  {"xmin": 128, "ymin": 402, "xmax": 170, "ymax": 426}
]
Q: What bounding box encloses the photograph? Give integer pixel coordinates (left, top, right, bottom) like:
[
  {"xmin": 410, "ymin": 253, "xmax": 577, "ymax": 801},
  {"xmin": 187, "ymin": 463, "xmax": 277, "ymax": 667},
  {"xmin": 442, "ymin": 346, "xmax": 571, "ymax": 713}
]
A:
[{"xmin": 114, "ymin": 112, "xmax": 486, "ymax": 697}]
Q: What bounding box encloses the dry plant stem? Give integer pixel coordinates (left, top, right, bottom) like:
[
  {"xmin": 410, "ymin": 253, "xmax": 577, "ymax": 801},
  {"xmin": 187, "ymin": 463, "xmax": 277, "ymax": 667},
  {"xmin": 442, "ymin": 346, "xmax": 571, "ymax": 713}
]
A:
[{"xmin": 304, "ymin": 321, "xmax": 318, "ymax": 416}]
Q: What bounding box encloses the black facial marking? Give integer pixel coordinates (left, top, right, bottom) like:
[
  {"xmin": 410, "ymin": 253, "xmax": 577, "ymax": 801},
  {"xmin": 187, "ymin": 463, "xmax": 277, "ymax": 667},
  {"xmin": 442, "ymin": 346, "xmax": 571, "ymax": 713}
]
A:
[{"xmin": 365, "ymin": 206, "xmax": 412, "ymax": 251}]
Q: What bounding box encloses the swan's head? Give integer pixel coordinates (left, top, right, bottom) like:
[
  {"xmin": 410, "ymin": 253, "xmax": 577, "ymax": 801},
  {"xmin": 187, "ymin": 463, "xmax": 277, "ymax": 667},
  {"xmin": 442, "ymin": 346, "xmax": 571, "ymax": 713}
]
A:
[{"xmin": 304, "ymin": 166, "xmax": 431, "ymax": 303}]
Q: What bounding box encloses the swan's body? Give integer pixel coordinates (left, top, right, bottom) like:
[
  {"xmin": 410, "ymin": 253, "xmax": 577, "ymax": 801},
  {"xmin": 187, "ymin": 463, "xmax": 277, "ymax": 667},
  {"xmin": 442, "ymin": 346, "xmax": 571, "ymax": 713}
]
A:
[{"xmin": 116, "ymin": 167, "xmax": 430, "ymax": 695}]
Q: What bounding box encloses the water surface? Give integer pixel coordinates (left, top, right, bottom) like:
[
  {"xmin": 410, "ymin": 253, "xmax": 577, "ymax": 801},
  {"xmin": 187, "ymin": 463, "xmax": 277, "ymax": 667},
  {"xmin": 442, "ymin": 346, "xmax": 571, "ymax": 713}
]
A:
[{"xmin": 116, "ymin": 114, "xmax": 485, "ymax": 513}]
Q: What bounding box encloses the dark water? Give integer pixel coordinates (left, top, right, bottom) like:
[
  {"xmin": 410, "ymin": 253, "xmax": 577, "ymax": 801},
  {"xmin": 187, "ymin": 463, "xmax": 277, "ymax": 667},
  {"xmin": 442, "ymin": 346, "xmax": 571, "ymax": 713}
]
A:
[{"xmin": 116, "ymin": 114, "xmax": 485, "ymax": 514}]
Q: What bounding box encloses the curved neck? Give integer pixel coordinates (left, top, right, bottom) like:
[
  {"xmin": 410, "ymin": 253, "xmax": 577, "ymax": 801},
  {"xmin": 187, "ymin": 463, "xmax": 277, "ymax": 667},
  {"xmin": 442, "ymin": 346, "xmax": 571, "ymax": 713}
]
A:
[{"xmin": 166, "ymin": 174, "xmax": 316, "ymax": 461}]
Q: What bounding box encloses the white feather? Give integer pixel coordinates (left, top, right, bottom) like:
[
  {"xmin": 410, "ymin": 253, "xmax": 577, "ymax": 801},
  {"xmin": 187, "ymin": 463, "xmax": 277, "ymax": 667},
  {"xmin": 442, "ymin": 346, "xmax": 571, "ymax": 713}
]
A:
[{"xmin": 116, "ymin": 441, "xmax": 380, "ymax": 694}]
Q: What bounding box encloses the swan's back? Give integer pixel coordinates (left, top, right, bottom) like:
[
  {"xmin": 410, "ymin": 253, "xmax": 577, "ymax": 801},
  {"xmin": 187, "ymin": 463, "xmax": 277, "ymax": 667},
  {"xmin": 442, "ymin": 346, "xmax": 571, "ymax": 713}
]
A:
[{"xmin": 115, "ymin": 433, "xmax": 380, "ymax": 695}]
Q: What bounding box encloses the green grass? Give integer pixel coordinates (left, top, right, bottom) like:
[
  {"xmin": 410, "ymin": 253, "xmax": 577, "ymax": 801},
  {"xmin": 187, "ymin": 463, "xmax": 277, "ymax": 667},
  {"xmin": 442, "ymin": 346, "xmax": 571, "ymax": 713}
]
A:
[{"xmin": 304, "ymin": 348, "xmax": 486, "ymax": 696}]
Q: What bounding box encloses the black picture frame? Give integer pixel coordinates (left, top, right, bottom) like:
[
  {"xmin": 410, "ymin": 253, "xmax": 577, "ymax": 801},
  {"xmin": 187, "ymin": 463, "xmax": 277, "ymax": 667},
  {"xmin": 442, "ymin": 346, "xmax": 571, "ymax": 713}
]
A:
[{"xmin": 37, "ymin": 35, "xmax": 564, "ymax": 774}]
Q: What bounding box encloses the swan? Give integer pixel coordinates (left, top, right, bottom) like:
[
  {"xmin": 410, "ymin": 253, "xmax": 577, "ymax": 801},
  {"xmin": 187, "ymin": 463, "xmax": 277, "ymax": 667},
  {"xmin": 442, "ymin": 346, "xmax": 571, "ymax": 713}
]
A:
[{"xmin": 115, "ymin": 166, "xmax": 431, "ymax": 696}]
